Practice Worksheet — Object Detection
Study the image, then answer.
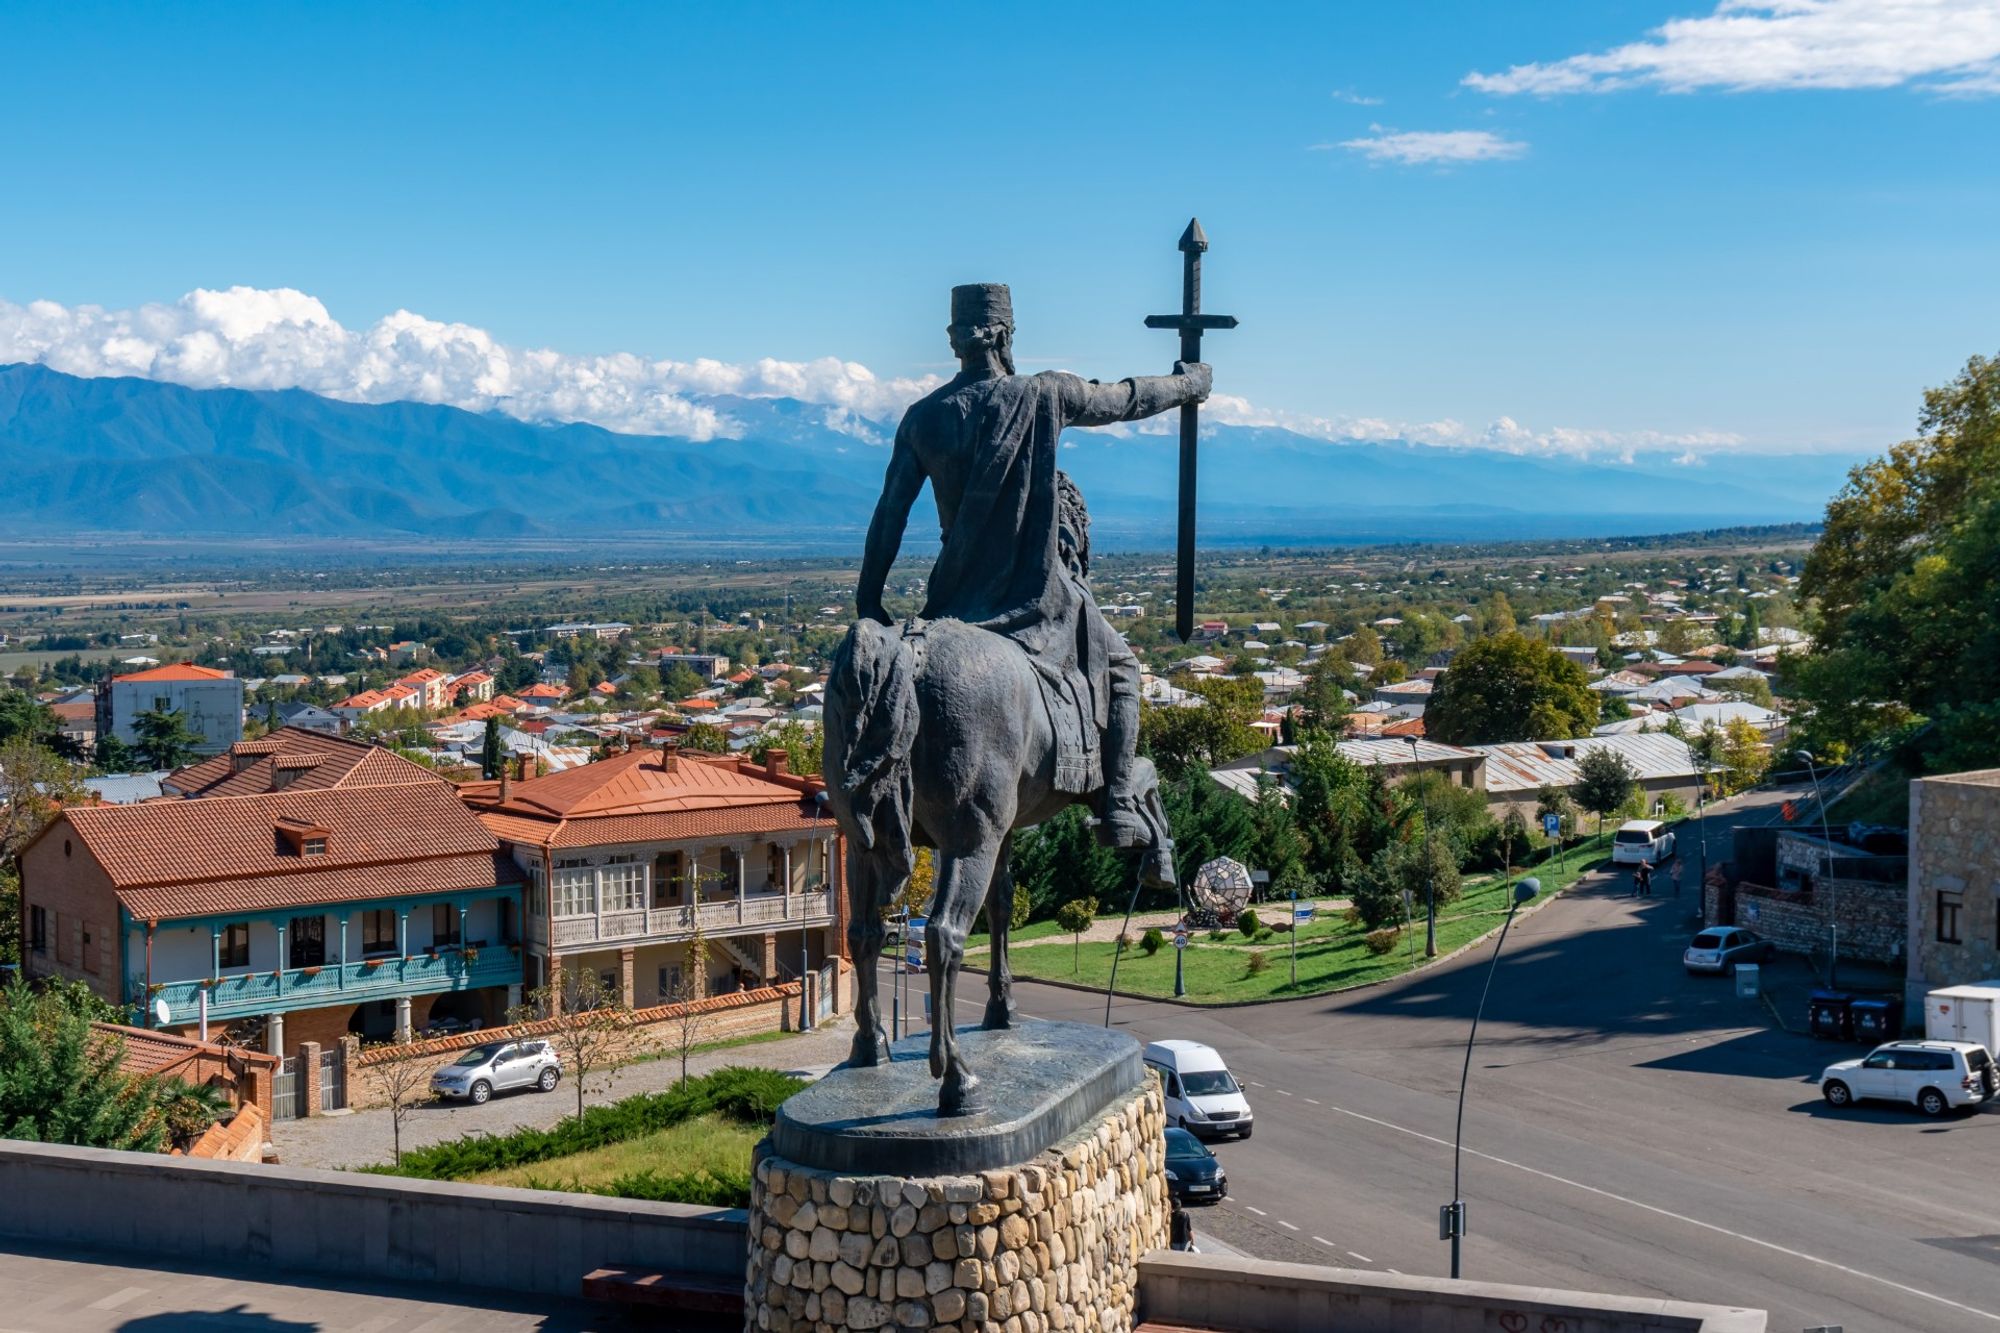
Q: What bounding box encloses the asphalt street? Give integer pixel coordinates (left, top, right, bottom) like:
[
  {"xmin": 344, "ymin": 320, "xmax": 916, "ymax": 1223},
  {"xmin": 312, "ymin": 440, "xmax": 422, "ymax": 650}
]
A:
[{"xmin": 902, "ymin": 780, "xmax": 2000, "ymax": 1333}]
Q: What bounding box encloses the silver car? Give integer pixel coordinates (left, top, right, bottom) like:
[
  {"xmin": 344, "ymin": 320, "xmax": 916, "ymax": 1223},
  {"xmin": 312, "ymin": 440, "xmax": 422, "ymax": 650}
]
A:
[
  {"xmin": 430, "ymin": 1039, "xmax": 562, "ymax": 1104},
  {"xmin": 1683, "ymin": 926, "xmax": 1775, "ymax": 975}
]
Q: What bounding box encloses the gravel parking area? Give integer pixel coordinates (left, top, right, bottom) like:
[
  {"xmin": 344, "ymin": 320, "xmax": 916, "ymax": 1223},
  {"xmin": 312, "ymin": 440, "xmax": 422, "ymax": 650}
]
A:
[{"xmin": 274, "ymin": 1016, "xmax": 861, "ymax": 1170}]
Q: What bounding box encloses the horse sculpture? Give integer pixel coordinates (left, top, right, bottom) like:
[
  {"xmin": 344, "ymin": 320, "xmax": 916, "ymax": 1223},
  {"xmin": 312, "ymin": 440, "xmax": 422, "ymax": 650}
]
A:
[{"xmin": 823, "ymin": 613, "xmax": 1174, "ymax": 1116}]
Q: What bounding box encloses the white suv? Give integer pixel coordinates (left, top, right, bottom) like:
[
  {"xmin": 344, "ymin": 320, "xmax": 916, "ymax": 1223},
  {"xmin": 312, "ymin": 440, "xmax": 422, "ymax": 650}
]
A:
[
  {"xmin": 1820, "ymin": 1040, "xmax": 1997, "ymax": 1117},
  {"xmin": 1612, "ymin": 819, "xmax": 1676, "ymax": 865},
  {"xmin": 431, "ymin": 1039, "xmax": 562, "ymax": 1104}
]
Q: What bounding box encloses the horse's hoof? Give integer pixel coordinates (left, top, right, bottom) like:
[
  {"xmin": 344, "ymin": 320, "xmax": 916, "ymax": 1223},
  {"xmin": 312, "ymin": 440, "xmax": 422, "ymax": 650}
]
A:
[
  {"xmin": 937, "ymin": 1068, "xmax": 986, "ymax": 1118},
  {"xmin": 981, "ymin": 997, "xmax": 1014, "ymax": 1030},
  {"xmin": 928, "ymin": 1030, "xmax": 946, "ymax": 1078},
  {"xmin": 848, "ymin": 1032, "xmax": 890, "ymax": 1068}
]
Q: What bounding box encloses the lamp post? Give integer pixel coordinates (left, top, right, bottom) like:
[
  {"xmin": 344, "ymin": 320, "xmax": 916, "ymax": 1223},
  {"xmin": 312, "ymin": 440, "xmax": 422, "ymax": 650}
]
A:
[
  {"xmin": 802, "ymin": 789, "xmax": 828, "ymax": 1033},
  {"xmin": 1443, "ymin": 876, "xmax": 1540, "ymax": 1279},
  {"xmin": 1405, "ymin": 736, "xmax": 1437, "ymax": 959},
  {"xmin": 1794, "ymin": 750, "xmax": 1838, "ymax": 987}
]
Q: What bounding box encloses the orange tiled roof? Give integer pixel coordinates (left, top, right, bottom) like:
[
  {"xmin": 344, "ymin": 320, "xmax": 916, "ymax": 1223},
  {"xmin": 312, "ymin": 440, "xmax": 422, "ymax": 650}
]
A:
[
  {"xmin": 396, "ymin": 668, "xmax": 447, "ymax": 686},
  {"xmin": 168, "ymin": 728, "xmax": 436, "ymax": 799},
  {"xmin": 491, "ymin": 694, "xmax": 527, "ymax": 711},
  {"xmin": 113, "ymin": 663, "xmax": 231, "ymax": 683},
  {"xmin": 519, "ymin": 683, "xmax": 567, "ymax": 699},
  {"xmin": 465, "ymin": 749, "xmax": 826, "ymax": 849},
  {"xmin": 455, "ymin": 670, "xmax": 493, "ymax": 685},
  {"xmin": 445, "ymin": 701, "xmax": 511, "ymax": 722}
]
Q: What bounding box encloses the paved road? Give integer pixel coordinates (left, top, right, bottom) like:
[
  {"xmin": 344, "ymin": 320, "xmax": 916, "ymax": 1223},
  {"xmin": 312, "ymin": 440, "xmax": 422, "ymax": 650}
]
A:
[{"xmin": 912, "ymin": 783, "xmax": 2000, "ymax": 1333}]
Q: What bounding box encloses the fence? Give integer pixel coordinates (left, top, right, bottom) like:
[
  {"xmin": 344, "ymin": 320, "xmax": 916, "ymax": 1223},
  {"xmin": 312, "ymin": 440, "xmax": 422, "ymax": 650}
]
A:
[
  {"xmin": 317, "ymin": 1048, "xmax": 344, "ymax": 1112},
  {"xmin": 271, "ymin": 1056, "xmax": 300, "ymax": 1121}
]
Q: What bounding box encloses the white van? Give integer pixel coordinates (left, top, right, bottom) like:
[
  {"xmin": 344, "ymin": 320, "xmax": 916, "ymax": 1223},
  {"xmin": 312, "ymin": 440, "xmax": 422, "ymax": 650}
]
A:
[
  {"xmin": 1612, "ymin": 819, "xmax": 1676, "ymax": 866},
  {"xmin": 1143, "ymin": 1040, "xmax": 1254, "ymax": 1140}
]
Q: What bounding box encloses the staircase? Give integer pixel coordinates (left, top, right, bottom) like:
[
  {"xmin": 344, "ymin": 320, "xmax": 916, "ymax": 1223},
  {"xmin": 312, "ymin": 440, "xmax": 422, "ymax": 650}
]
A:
[{"xmin": 714, "ymin": 933, "xmax": 768, "ymax": 981}]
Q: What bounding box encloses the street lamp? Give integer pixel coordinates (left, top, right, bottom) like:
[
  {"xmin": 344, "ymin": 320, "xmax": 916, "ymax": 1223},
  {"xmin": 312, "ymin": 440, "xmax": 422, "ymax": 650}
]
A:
[
  {"xmin": 1794, "ymin": 750, "xmax": 1838, "ymax": 987},
  {"xmin": 1442, "ymin": 875, "xmax": 1540, "ymax": 1280},
  {"xmin": 802, "ymin": 789, "xmax": 828, "ymax": 1033},
  {"xmin": 1405, "ymin": 736, "xmax": 1438, "ymax": 959}
]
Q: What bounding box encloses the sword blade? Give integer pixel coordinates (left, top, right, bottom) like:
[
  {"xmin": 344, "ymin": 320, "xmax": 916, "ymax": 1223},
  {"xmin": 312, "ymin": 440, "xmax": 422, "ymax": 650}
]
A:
[{"xmin": 1177, "ymin": 400, "xmax": 1198, "ymax": 643}]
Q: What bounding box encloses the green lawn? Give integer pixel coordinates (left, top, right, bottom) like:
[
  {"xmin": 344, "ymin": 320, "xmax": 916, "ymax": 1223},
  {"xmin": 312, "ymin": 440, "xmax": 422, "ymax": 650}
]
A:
[
  {"xmin": 468, "ymin": 1113, "xmax": 760, "ymax": 1194},
  {"xmin": 1002, "ymin": 835, "xmax": 1616, "ymax": 1003}
]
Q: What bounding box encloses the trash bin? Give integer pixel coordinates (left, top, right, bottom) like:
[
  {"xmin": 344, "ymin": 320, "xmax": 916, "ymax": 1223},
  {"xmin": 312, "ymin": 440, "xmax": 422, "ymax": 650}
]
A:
[
  {"xmin": 1735, "ymin": 963, "xmax": 1760, "ymax": 999},
  {"xmin": 1850, "ymin": 995, "xmax": 1904, "ymax": 1042},
  {"xmin": 1808, "ymin": 988, "xmax": 1854, "ymax": 1040}
]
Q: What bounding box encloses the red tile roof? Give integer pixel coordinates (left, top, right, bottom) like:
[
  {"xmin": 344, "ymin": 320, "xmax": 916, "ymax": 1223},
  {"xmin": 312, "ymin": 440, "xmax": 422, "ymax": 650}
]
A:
[
  {"xmin": 113, "ymin": 663, "xmax": 231, "ymax": 683},
  {"xmin": 465, "ymin": 749, "xmax": 827, "ymax": 850},
  {"xmin": 169, "ymin": 728, "xmax": 436, "ymax": 799}
]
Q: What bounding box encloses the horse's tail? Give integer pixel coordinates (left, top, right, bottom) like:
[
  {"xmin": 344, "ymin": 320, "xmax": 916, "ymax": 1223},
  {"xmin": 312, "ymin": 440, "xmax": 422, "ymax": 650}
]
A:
[{"xmin": 828, "ymin": 618, "xmax": 918, "ymax": 876}]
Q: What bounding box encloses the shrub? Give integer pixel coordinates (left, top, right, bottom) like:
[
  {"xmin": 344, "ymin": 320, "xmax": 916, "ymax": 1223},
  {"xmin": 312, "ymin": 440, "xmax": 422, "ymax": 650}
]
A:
[
  {"xmin": 1207, "ymin": 929, "xmax": 1227, "ymax": 942},
  {"xmin": 1269, "ymin": 919, "xmax": 1292, "ymax": 934},
  {"xmin": 1237, "ymin": 909, "xmax": 1261, "ymax": 937},
  {"xmin": 1254, "ymin": 927, "xmax": 1274, "ymax": 942},
  {"xmin": 1364, "ymin": 927, "xmax": 1401, "ymax": 955},
  {"xmin": 1343, "ymin": 905, "xmax": 1363, "ymax": 926},
  {"xmin": 1115, "ymin": 932, "xmax": 1133, "ymax": 954},
  {"xmin": 1245, "ymin": 950, "xmax": 1270, "ymax": 977},
  {"xmin": 1140, "ymin": 928, "xmax": 1165, "ymax": 956}
]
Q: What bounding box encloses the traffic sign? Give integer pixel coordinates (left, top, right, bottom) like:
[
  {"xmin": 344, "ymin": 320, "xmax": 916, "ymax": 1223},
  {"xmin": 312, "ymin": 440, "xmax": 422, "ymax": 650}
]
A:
[
  {"xmin": 1172, "ymin": 928, "xmax": 1188, "ymax": 951},
  {"xmin": 1542, "ymin": 812, "xmax": 1561, "ymax": 839}
]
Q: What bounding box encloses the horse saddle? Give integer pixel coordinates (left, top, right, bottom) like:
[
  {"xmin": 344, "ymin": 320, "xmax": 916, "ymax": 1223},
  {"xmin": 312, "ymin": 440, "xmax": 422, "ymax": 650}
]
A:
[{"xmin": 900, "ymin": 616, "xmax": 1100, "ymax": 797}]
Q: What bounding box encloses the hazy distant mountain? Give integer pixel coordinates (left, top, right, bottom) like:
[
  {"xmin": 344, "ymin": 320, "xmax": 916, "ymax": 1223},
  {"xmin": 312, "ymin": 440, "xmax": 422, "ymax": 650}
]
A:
[{"xmin": 0, "ymin": 363, "xmax": 1859, "ymax": 547}]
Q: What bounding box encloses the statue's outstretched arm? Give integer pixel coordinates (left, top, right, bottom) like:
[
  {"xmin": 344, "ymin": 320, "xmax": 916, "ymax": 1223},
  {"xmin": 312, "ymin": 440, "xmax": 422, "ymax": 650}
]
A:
[
  {"xmin": 1061, "ymin": 362, "xmax": 1212, "ymax": 428},
  {"xmin": 857, "ymin": 422, "xmax": 924, "ymax": 624}
]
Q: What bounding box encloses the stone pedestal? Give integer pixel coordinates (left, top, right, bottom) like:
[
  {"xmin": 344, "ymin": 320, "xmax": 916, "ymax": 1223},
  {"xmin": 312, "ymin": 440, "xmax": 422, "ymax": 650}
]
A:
[{"xmin": 747, "ymin": 1022, "xmax": 1169, "ymax": 1333}]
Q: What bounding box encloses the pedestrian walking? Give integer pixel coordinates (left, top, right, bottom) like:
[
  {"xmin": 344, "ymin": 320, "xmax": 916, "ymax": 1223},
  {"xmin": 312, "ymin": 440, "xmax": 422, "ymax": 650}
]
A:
[
  {"xmin": 1667, "ymin": 858, "xmax": 1683, "ymax": 899},
  {"xmin": 1634, "ymin": 862, "xmax": 1653, "ymax": 898}
]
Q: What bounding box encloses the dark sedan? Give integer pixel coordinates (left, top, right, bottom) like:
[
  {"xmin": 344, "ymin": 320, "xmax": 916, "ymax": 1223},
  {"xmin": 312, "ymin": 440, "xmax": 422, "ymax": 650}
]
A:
[{"xmin": 1164, "ymin": 1127, "xmax": 1227, "ymax": 1204}]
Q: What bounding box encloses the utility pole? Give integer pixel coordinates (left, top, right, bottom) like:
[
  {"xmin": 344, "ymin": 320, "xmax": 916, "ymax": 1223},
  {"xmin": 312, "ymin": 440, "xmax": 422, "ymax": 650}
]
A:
[{"xmin": 1406, "ymin": 737, "xmax": 1437, "ymax": 958}]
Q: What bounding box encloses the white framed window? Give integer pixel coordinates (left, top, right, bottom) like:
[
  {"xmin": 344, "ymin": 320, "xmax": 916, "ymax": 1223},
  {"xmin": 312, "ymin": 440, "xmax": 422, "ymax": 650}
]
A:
[
  {"xmin": 601, "ymin": 860, "xmax": 645, "ymax": 912},
  {"xmin": 553, "ymin": 869, "xmax": 595, "ymax": 918}
]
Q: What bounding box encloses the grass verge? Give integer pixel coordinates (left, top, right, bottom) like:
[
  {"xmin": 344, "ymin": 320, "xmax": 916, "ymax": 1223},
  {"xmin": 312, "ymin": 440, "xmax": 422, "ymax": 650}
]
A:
[{"xmin": 468, "ymin": 1112, "xmax": 764, "ymax": 1203}]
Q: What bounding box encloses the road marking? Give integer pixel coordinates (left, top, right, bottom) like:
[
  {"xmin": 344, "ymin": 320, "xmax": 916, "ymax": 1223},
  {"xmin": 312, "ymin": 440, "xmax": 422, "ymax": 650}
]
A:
[
  {"xmin": 1276, "ymin": 1088, "xmax": 1293, "ymax": 1096},
  {"xmin": 1244, "ymin": 1205, "xmax": 1267, "ymax": 1217},
  {"xmin": 1278, "ymin": 1220, "xmax": 1300, "ymax": 1232},
  {"xmin": 1348, "ymin": 1251, "xmax": 1371, "ymax": 1263},
  {"xmin": 1318, "ymin": 1100, "xmax": 2000, "ymax": 1324},
  {"xmin": 1303, "ymin": 1097, "xmax": 1321, "ymax": 1105},
  {"xmin": 1311, "ymin": 1236, "xmax": 1336, "ymax": 1248}
]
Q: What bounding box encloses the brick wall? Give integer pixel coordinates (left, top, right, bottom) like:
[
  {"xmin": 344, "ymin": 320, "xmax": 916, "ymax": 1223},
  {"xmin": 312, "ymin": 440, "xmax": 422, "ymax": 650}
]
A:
[
  {"xmin": 175, "ymin": 1101, "xmax": 268, "ymax": 1162},
  {"xmin": 1731, "ymin": 878, "xmax": 1905, "ymax": 963},
  {"xmin": 96, "ymin": 1022, "xmax": 280, "ymax": 1116},
  {"xmin": 19, "ymin": 814, "xmax": 122, "ymax": 1003}
]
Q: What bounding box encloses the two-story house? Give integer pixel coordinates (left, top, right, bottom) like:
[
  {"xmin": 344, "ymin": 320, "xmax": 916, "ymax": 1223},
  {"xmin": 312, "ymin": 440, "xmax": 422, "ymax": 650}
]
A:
[
  {"xmin": 462, "ymin": 743, "xmax": 845, "ymax": 1013},
  {"xmin": 94, "ymin": 663, "xmax": 245, "ymax": 756},
  {"xmin": 19, "ymin": 728, "xmax": 525, "ymax": 1057}
]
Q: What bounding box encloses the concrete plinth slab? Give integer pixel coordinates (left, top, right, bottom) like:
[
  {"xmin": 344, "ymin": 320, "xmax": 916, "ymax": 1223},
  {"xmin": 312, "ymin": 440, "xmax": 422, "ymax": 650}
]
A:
[{"xmin": 770, "ymin": 1019, "xmax": 1144, "ymax": 1175}]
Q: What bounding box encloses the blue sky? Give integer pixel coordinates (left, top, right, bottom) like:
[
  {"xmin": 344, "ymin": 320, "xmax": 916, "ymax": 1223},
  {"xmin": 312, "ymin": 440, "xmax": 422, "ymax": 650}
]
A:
[{"xmin": 3, "ymin": 1, "xmax": 1998, "ymax": 456}]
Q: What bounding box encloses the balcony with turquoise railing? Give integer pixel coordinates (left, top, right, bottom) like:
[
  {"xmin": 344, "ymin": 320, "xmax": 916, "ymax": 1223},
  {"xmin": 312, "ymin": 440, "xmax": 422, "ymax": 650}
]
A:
[{"xmin": 140, "ymin": 946, "xmax": 526, "ymax": 1026}]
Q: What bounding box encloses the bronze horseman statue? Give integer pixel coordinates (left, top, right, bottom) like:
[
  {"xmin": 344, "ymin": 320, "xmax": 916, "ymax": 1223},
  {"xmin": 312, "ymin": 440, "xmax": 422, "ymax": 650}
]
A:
[{"xmin": 824, "ymin": 281, "xmax": 1212, "ymax": 1115}]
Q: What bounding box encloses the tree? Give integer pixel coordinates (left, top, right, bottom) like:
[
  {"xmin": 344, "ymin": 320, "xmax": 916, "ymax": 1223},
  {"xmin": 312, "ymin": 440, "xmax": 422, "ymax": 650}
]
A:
[
  {"xmin": 1720, "ymin": 718, "xmax": 1772, "ymax": 794},
  {"xmin": 1156, "ymin": 774, "xmax": 1255, "ymax": 900},
  {"xmin": 1497, "ymin": 808, "xmax": 1530, "ymax": 884},
  {"xmin": 1535, "ymin": 784, "xmax": 1577, "ymax": 842},
  {"xmin": 2, "ymin": 737, "xmax": 84, "ymax": 967},
  {"xmin": 1139, "ymin": 675, "xmax": 1265, "ymax": 780},
  {"xmin": 132, "ymin": 707, "xmax": 201, "ymax": 771},
  {"xmin": 0, "ymin": 977, "xmax": 165, "ymax": 1152},
  {"xmin": 748, "ymin": 719, "xmax": 823, "ymax": 776},
  {"xmin": 1715, "ymin": 674, "xmax": 1774, "ymax": 709},
  {"xmin": 1574, "ymin": 747, "xmax": 1638, "ymax": 835},
  {"xmin": 1480, "ymin": 592, "xmax": 1517, "ymax": 638},
  {"xmin": 661, "ymin": 664, "xmax": 707, "ymax": 702},
  {"xmin": 895, "ymin": 846, "xmax": 936, "ymax": 921},
  {"xmin": 361, "ymin": 1041, "xmax": 434, "ymax": 1166},
  {"xmin": 1349, "ymin": 836, "xmax": 1461, "ymax": 931},
  {"xmin": 1295, "ymin": 655, "xmax": 1351, "ymax": 738},
  {"xmin": 1795, "ymin": 352, "xmax": 2000, "ymax": 765},
  {"xmin": 532, "ymin": 967, "xmax": 633, "ymax": 1120},
  {"xmin": 663, "ymin": 975, "xmax": 710, "ymax": 1089},
  {"xmin": 93, "ymin": 733, "xmax": 137, "ymax": 774},
  {"xmin": 1344, "ymin": 626, "xmax": 1384, "ymax": 668},
  {"xmin": 1657, "ymin": 618, "xmax": 1705, "ymax": 657},
  {"xmin": 1248, "ymin": 777, "xmax": 1310, "ymax": 897},
  {"xmin": 1423, "ymin": 634, "xmax": 1597, "ymax": 745},
  {"xmin": 679, "ymin": 723, "xmax": 730, "ymax": 753},
  {"xmin": 1055, "ymin": 898, "xmax": 1098, "ymax": 973},
  {"xmin": 480, "ymin": 716, "xmax": 503, "ymax": 779},
  {"xmin": 1289, "ymin": 738, "xmax": 1392, "ymax": 887}
]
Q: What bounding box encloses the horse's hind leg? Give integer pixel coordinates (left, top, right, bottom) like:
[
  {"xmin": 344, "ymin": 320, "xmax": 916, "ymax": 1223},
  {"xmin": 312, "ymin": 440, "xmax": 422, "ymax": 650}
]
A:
[
  {"xmin": 844, "ymin": 842, "xmax": 896, "ymax": 1067},
  {"xmin": 927, "ymin": 840, "xmax": 998, "ymax": 1115},
  {"xmin": 981, "ymin": 833, "xmax": 1016, "ymax": 1031}
]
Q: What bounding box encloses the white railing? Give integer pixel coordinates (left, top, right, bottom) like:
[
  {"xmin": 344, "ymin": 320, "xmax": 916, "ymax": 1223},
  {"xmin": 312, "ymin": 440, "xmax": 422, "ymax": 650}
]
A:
[{"xmin": 551, "ymin": 889, "xmax": 834, "ymax": 948}]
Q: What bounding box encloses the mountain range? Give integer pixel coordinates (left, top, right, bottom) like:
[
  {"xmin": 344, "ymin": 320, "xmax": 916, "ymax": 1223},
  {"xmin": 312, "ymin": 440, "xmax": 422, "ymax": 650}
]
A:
[{"xmin": 0, "ymin": 363, "xmax": 1861, "ymax": 547}]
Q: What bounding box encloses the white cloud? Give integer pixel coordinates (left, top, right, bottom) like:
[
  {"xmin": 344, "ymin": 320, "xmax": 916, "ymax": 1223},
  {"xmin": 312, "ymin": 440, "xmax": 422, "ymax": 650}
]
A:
[
  {"xmin": 1333, "ymin": 127, "xmax": 1529, "ymax": 165},
  {"xmin": 1090, "ymin": 395, "xmax": 1743, "ymax": 462},
  {"xmin": 0, "ymin": 284, "xmax": 1747, "ymax": 460},
  {"xmin": 1465, "ymin": 0, "xmax": 2000, "ymax": 96},
  {"xmin": 1330, "ymin": 87, "xmax": 1384, "ymax": 105},
  {"xmin": 0, "ymin": 287, "xmax": 941, "ymax": 442}
]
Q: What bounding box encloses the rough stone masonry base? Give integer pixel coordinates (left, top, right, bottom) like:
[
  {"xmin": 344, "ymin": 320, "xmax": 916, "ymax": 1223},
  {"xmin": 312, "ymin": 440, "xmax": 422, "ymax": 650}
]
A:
[{"xmin": 746, "ymin": 1081, "xmax": 1169, "ymax": 1333}]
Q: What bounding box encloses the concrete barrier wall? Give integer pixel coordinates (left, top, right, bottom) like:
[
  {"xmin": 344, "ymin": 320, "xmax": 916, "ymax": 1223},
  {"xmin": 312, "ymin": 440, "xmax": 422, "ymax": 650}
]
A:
[
  {"xmin": 0, "ymin": 1139, "xmax": 748, "ymax": 1299},
  {"xmin": 1136, "ymin": 1253, "xmax": 1767, "ymax": 1333}
]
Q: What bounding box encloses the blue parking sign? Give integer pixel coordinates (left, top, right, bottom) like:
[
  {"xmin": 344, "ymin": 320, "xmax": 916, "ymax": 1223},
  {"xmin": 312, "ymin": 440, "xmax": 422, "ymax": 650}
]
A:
[{"xmin": 1542, "ymin": 812, "xmax": 1562, "ymax": 838}]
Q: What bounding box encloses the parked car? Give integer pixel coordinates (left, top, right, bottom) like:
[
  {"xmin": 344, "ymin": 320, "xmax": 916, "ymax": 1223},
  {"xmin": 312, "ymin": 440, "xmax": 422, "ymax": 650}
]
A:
[
  {"xmin": 1683, "ymin": 926, "xmax": 1774, "ymax": 975},
  {"xmin": 1820, "ymin": 1040, "xmax": 1997, "ymax": 1117},
  {"xmin": 430, "ymin": 1039, "xmax": 561, "ymax": 1104},
  {"xmin": 1612, "ymin": 819, "xmax": 1677, "ymax": 866},
  {"xmin": 1144, "ymin": 1039, "xmax": 1253, "ymax": 1139},
  {"xmin": 1163, "ymin": 1127, "xmax": 1227, "ymax": 1204}
]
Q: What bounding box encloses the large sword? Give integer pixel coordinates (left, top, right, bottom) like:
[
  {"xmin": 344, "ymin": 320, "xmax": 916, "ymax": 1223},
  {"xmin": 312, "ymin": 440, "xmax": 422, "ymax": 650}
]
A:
[{"xmin": 1146, "ymin": 218, "xmax": 1237, "ymax": 643}]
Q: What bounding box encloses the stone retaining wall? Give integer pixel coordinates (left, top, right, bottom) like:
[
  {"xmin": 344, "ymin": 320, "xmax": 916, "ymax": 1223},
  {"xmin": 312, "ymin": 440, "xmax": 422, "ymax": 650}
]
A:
[{"xmin": 746, "ymin": 1081, "xmax": 1169, "ymax": 1333}]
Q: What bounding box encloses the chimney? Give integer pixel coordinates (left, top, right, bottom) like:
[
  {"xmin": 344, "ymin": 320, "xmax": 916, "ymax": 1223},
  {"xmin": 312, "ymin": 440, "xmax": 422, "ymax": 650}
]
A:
[
  {"xmin": 766, "ymin": 749, "xmax": 789, "ymax": 778},
  {"xmin": 659, "ymin": 738, "xmax": 680, "ymax": 774},
  {"xmin": 499, "ymin": 762, "xmax": 512, "ymax": 806}
]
